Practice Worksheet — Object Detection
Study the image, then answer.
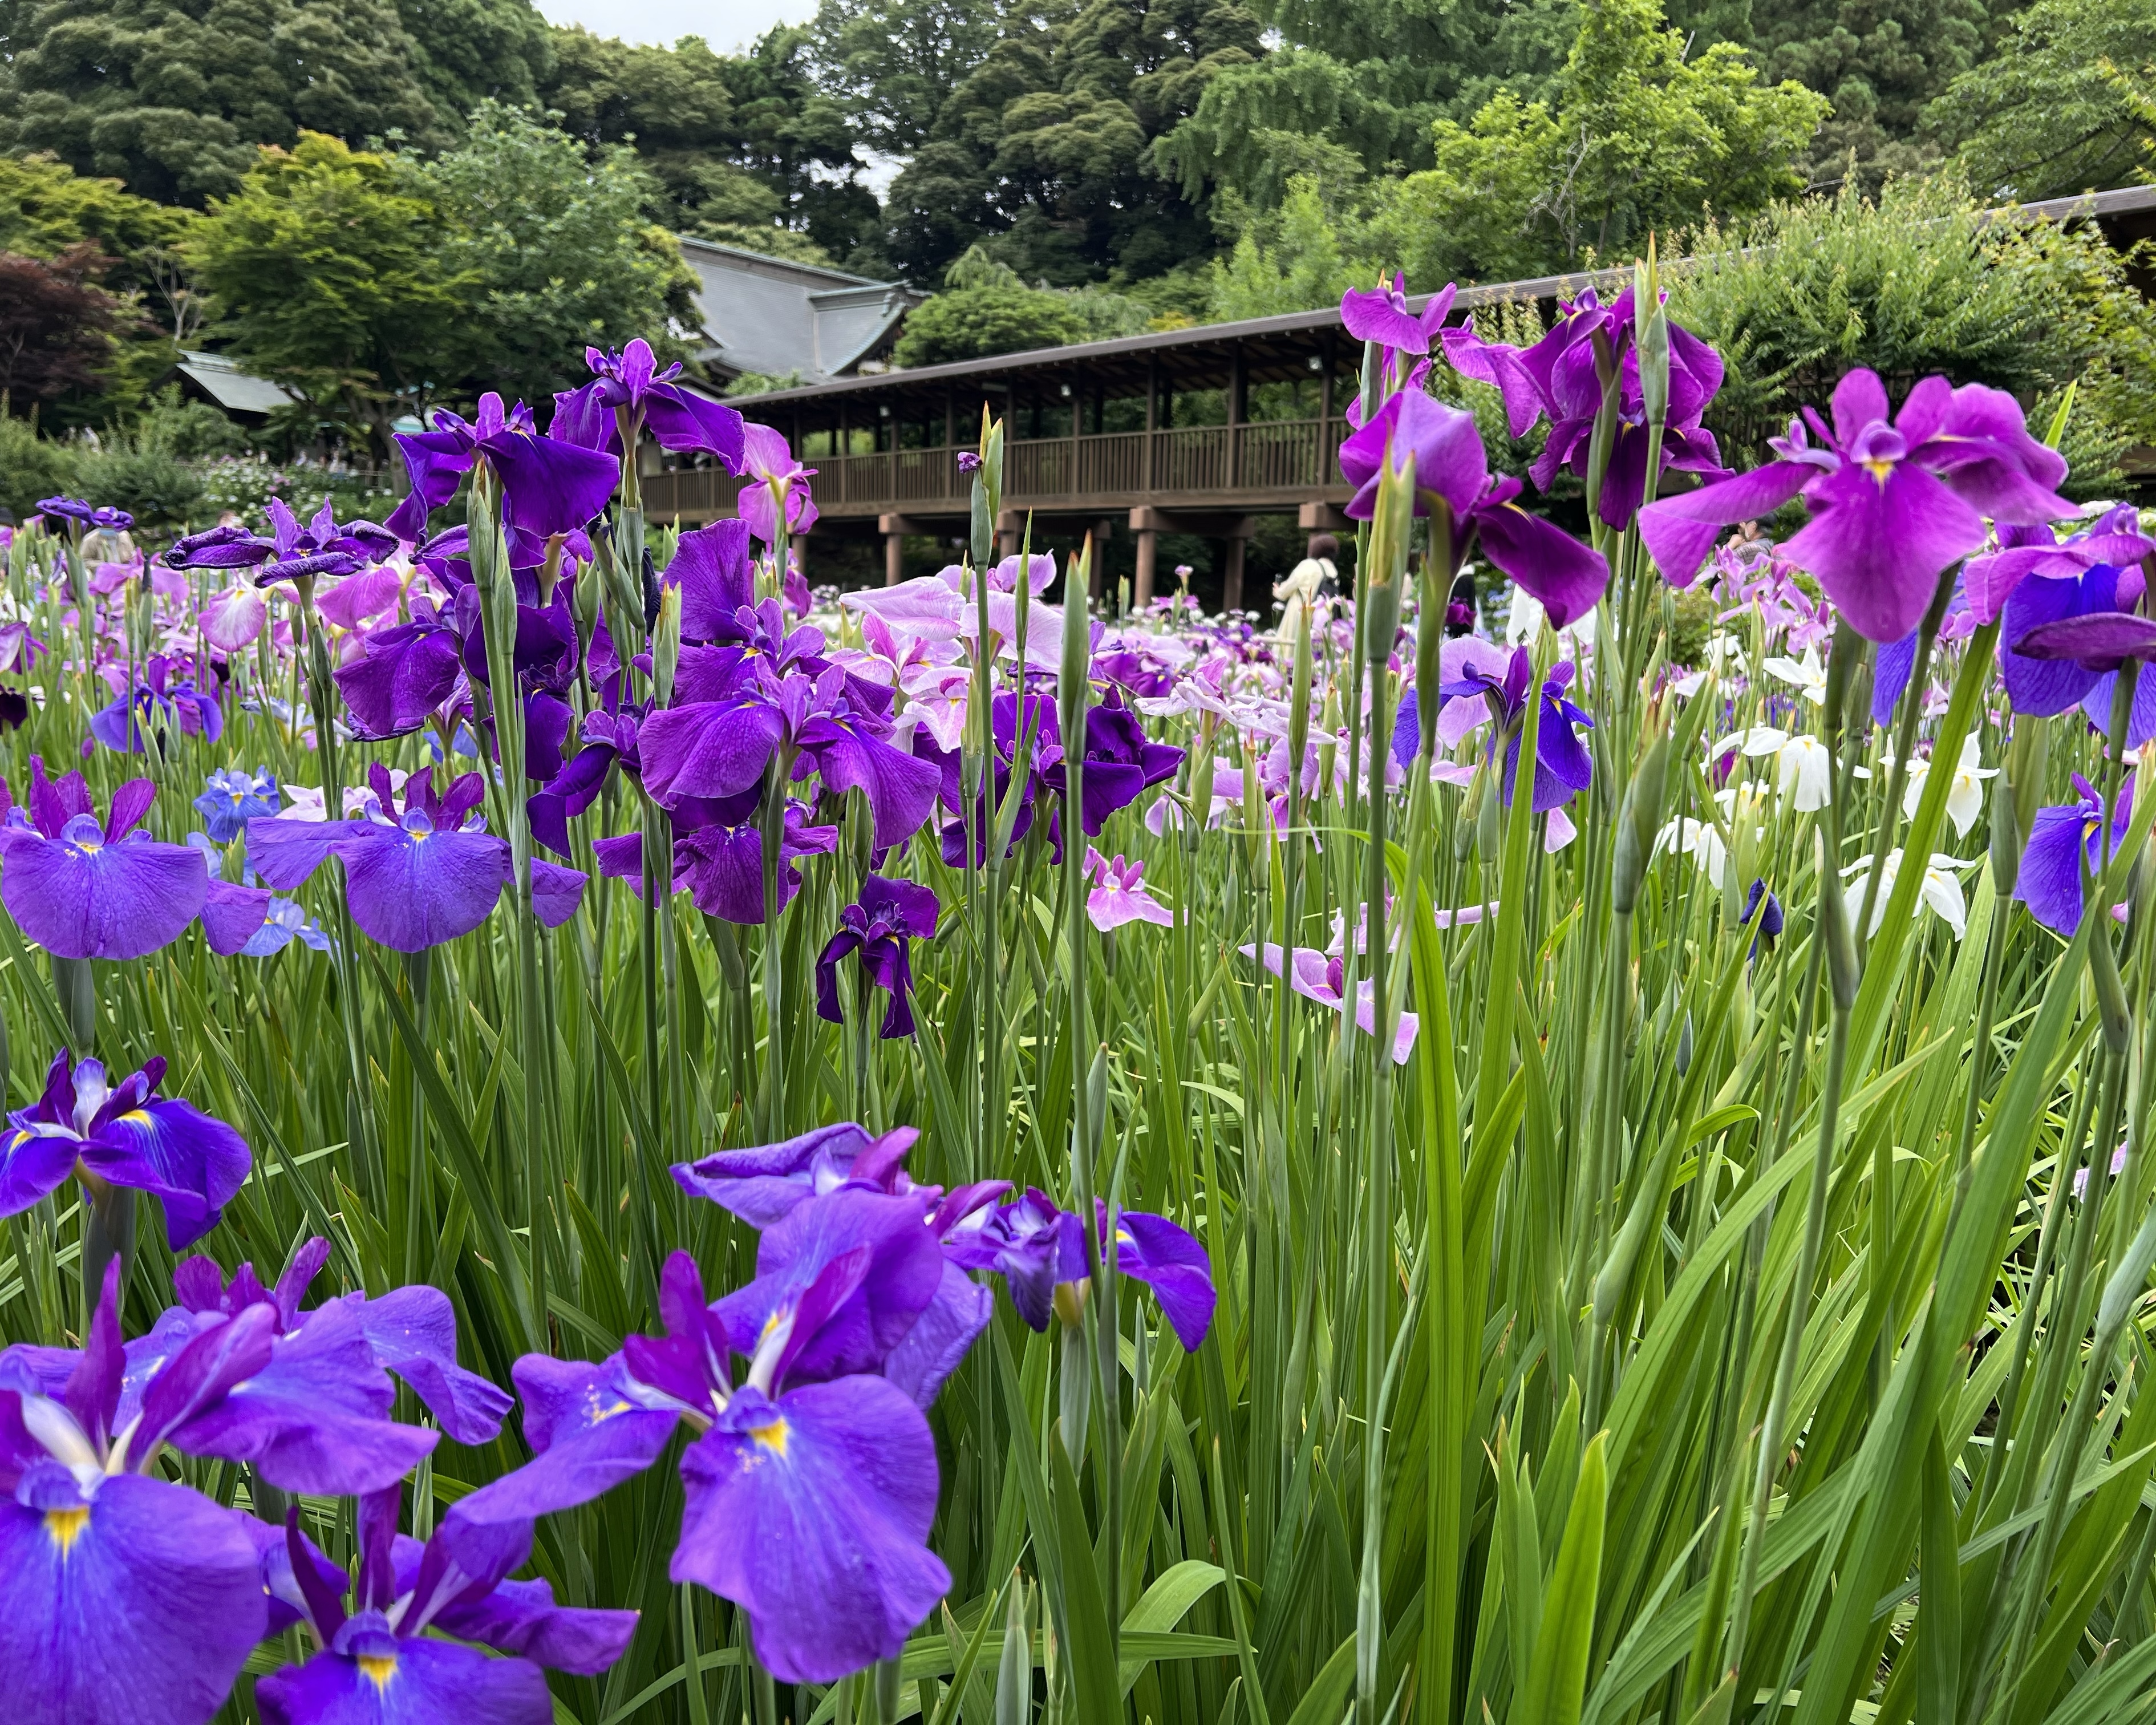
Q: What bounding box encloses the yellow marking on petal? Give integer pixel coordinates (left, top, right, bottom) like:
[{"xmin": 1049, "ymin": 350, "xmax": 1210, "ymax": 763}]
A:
[
  {"xmin": 747, "ymin": 1416, "xmax": 789, "ymax": 1457},
  {"xmin": 119, "ymin": 1110, "xmax": 152, "ymax": 1129},
  {"xmin": 357, "ymin": 1652, "xmax": 399, "ymax": 1689},
  {"xmin": 44, "ymin": 1506, "xmax": 88, "ymax": 1553},
  {"xmin": 1863, "ymin": 459, "xmax": 1894, "ymax": 483}
]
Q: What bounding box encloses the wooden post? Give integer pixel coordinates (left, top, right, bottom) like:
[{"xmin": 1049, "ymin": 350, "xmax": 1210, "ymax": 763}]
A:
[
  {"xmin": 1134, "ymin": 526, "xmax": 1157, "ymax": 607},
  {"xmin": 1223, "ymin": 531, "xmax": 1246, "ymax": 614},
  {"xmin": 885, "ymin": 529, "xmax": 904, "ymax": 586}
]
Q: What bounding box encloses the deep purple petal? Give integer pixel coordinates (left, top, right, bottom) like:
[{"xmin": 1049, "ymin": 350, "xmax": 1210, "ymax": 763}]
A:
[
  {"xmin": 1784, "ymin": 461, "xmax": 1986, "ymax": 643},
  {"xmin": 257, "ymin": 1626, "xmax": 552, "ymax": 1725},
  {"xmin": 1110, "ymin": 1209, "xmax": 1216, "ymax": 1350},
  {"xmin": 1471, "ymin": 497, "xmax": 1610, "ymax": 630},
  {"xmin": 638, "ymin": 700, "xmax": 784, "ymax": 805},
  {"xmin": 347, "ymin": 1286, "xmax": 512, "ymax": 1445},
  {"xmin": 480, "ymin": 433, "xmax": 619, "ymax": 540},
  {"xmin": 0, "ymin": 829, "xmax": 206, "ymax": 960},
  {"xmin": 339, "ymin": 824, "xmax": 509, "ymax": 952},
  {"xmin": 670, "ymin": 521, "xmax": 757, "ymax": 638},
  {"xmin": 1636, "ymin": 461, "xmax": 1810, "ymax": 588},
  {"xmin": 79, "ymin": 1095, "xmax": 250, "ymax": 1250}
]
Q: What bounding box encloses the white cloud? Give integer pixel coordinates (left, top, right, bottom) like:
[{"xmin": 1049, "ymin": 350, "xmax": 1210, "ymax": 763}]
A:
[{"xmin": 535, "ymin": 0, "xmax": 817, "ymax": 52}]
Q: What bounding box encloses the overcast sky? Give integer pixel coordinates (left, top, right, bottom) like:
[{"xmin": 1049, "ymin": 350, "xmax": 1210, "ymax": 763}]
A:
[{"xmin": 534, "ymin": 0, "xmax": 816, "ymax": 51}]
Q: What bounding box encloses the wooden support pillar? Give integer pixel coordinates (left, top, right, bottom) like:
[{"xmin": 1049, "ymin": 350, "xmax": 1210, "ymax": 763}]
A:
[
  {"xmin": 1222, "ymin": 532, "xmax": 1247, "ymax": 614},
  {"xmin": 885, "ymin": 529, "xmax": 904, "ymax": 586},
  {"xmin": 1134, "ymin": 525, "xmax": 1157, "ymax": 607}
]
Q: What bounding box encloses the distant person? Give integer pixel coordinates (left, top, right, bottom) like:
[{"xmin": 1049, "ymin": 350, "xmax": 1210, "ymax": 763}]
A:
[{"xmin": 1274, "ymin": 532, "xmax": 1338, "ymax": 646}]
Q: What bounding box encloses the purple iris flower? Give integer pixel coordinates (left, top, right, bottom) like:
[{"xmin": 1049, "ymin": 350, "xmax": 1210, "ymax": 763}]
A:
[
  {"xmin": 162, "ymin": 522, "xmax": 275, "ymax": 570},
  {"xmin": 387, "ymin": 391, "xmax": 619, "ymax": 557},
  {"xmin": 2017, "ymin": 772, "xmax": 2139, "ymax": 935},
  {"xmin": 816, "ymin": 874, "xmax": 940, "ymax": 1038},
  {"xmin": 1339, "ymin": 388, "xmax": 1610, "ymax": 629},
  {"xmin": 738, "ymin": 422, "xmax": 820, "ymax": 545},
  {"xmin": 1444, "ymin": 285, "xmax": 1726, "ymax": 530},
  {"xmin": 1963, "ymin": 504, "xmax": 2156, "ymax": 623},
  {"xmin": 0, "ymin": 1048, "xmax": 249, "ymax": 1250},
  {"xmin": 89, "ymin": 654, "xmax": 223, "ymax": 754},
  {"xmin": 449, "ymin": 1235, "xmax": 952, "ymax": 1684},
  {"xmin": 1043, "ymin": 687, "xmax": 1186, "ymax": 838},
  {"xmin": 1638, "ymin": 369, "xmax": 2077, "ymax": 642},
  {"xmin": 1342, "ymin": 276, "xmax": 1456, "ymax": 358},
  {"xmin": 639, "ymin": 661, "xmax": 940, "ymax": 852},
  {"xmin": 0, "ymin": 759, "xmax": 206, "ymax": 959},
  {"xmin": 593, "ymin": 787, "xmax": 840, "ymax": 924},
  {"xmin": 36, "ymin": 496, "xmax": 133, "ymax": 532},
  {"xmin": 943, "ymin": 1189, "xmax": 1217, "ymax": 1350},
  {"xmin": 0, "ymin": 1264, "xmax": 268, "ymax": 1725},
  {"xmin": 259, "ymin": 1484, "xmax": 635, "ymax": 1723},
  {"xmin": 332, "ymin": 608, "xmax": 466, "ymax": 740},
  {"xmin": 171, "ymin": 1237, "xmax": 513, "ymax": 1445},
  {"xmin": 201, "ymin": 884, "xmax": 333, "ymax": 957},
  {"xmin": 955, "ymin": 450, "xmax": 982, "ymax": 475},
  {"xmin": 553, "ymin": 338, "xmax": 748, "ymax": 471},
  {"xmin": 194, "ymin": 766, "xmax": 281, "ymax": 844},
  {"xmin": 1400, "ymin": 645, "xmax": 1593, "ymax": 812},
  {"xmin": 237, "ymin": 499, "xmax": 399, "ymax": 590},
  {"xmin": 1996, "ymin": 560, "xmax": 2156, "ymax": 732},
  {"xmin": 246, "ymin": 765, "xmax": 587, "ymax": 952},
  {"xmin": 672, "ymin": 1123, "xmax": 929, "ymax": 1227}
]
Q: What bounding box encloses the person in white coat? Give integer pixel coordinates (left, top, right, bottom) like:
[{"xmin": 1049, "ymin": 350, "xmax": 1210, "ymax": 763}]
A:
[{"xmin": 1275, "ymin": 532, "xmax": 1338, "ymax": 645}]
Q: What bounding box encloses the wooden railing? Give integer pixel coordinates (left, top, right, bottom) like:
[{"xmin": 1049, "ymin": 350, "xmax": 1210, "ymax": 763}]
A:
[{"xmin": 642, "ymin": 417, "xmax": 1353, "ymax": 521}]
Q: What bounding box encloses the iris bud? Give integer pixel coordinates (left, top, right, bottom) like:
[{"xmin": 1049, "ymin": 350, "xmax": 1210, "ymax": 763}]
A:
[{"xmin": 1989, "ymin": 768, "xmax": 2022, "ymax": 898}]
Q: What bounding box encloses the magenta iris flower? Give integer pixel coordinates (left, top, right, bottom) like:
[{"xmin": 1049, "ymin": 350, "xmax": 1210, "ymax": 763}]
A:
[
  {"xmin": 1443, "ymin": 285, "xmax": 1726, "ymax": 529},
  {"xmin": 1338, "ymin": 388, "xmax": 1610, "ymax": 629},
  {"xmin": 0, "ymin": 1265, "xmax": 268, "ymax": 1725},
  {"xmin": 246, "ymin": 765, "xmax": 587, "ymax": 952},
  {"xmin": 1638, "ymin": 369, "xmax": 2077, "ymax": 642},
  {"xmin": 0, "ymin": 760, "xmax": 206, "ymax": 959},
  {"xmin": 2017, "ymin": 772, "xmax": 2138, "ymax": 935},
  {"xmin": 387, "ymin": 390, "xmax": 619, "ymax": 557},
  {"xmin": 450, "ymin": 1231, "xmax": 954, "ymax": 1684},
  {"xmin": 89, "ymin": 654, "xmax": 222, "ymax": 754},
  {"xmin": 257, "ymin": 1484, "xmax": 634, "ymax": 1724},
  {"xmin": 0, "ymin": 1048, "xmax": 249, "ymax": 1249},
  {"xmin": 1342, "ymin": 276, "xmax": 1457, "ymax": 358},
  {"xmin": 816, "ymin": 873, "xmax": 940, "ymax": 1037}
]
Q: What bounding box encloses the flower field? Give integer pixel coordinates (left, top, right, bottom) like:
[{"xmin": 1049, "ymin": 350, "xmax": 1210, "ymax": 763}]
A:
[{"xmin": 3, "ymin": 273, "xmax": 2156, "ymax": 1725}]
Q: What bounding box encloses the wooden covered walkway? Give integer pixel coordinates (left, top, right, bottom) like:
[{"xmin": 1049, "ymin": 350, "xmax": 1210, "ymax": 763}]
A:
[{"xmin": 643, "ymin": 184, "xmax": 2156, "ymax": 608}]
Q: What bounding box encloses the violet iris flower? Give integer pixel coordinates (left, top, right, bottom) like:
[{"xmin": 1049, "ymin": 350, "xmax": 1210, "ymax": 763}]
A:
[
  {"xmin": 332, "ymin": 601, "xmax": 465, "ymax": 740},
  {"xmin": 0, "ymin": 1048, "xmax": 249, "ymax": 1249},
  {"xmin": 194, "ymin": 767, "xmax": 281, "ymax": 844},
  {"xmin": 943, "ymin": 1189, "xmax": 1217, "ymax": 1351},
  {"xmin": 672, "ymin": 1122, "xmax": 929, "ymax": 1228},
  {"xmin": 388, "ymin": 391, "xmax": 619, "ymax": 557},
  {"xmin": 169, "ymin": 1237, "xmax": 513, "ymax": 1447},
  {"xmin": 0, "ymin": 760, "xmax": 206, "ymax": 959},
  {"xmin": 0, "ymin": 1264, "xmax": 268, "ymax": 1725},
  {"xmin": 200, "ymin": 885, "xmax": 333, "ymax": 957},
  {"xmin": 816, "ymin": 873, "xmax": 940, "ymax": 1037},
  {"xmin": 258, "ymin": 1485, "xmax": 636, "ymax": 1724},
  {"xmin": 1338, "ymin": 388, "xmax": 1610, "ymax": 628},
  {"xmin": 554, "ymin": 338, "xmax": 748, "ymax": 470},
  {"xmin": 739, "ymin": 422, "xmax": 820, "ymax": 545},
  {"xmin": 257, "ymin": 499, "xmax": 398, "ymax": 589},
  {"xmin": 90, "ymin": 654, "xmax": 223, "ymax": 754},
  {"xmin": 1997, "ymin": 558, "xmax": 2156, "ymax": 744},
  {"xmin": 1638, "ymin": 369, "xmax": 2077, "ymax": 642},
  {"xmin": 247, "ymin": 765, "xmax": 587, "ymax": 952},
  {"xmin": 449, "ymin": 1232, "xmax": 953, "ymax": 1684},
  {"xmin": 1443, "ymin": 285, "xmax": 1725, "ymax": 529},
  {"xmin": 2017, "ymin": 772, "xmax": 2139, "ymax": 935},
  {"xmin": 1403, "ymin": 645, "xmax": 1594, "ymax": 812},
  {"xmin": 594, "ymin": 788, "xmax": 840, "ymax": 924},
  {"xmin": 1963, "ymin": 503, "xmax": 2156, "ymax": 623},
  {"xmin": 36, "ymin": 496, "xmax": 133, "ymax": 532}
]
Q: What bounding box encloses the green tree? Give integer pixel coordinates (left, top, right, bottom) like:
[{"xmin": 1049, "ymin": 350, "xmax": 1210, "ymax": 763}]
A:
[
  {"xmin": 1669, "ymin": 171, "xmax": 2156, "ymax": 491},
  {"xmin": 1383, "ymin": 0, "xmax": 1825, "ymax": 280},
  {"xmin": 882, "ymin": 0, "xmax": 1263, "ymax": 286},
  {"xmin": 1155, "ymin": 0, "xmax": 1578, "ymax": 215},
  {"xmin": 889, "ymin": 246, "xmax": 1147, "ymax": 365},
  {"xmin": 1205, "ymin": 173, "xmax": 1379, "ymax": 319},
  {"xmin": 388, "ymin": 0, "xmax": 555, "ymax": 124},
  {"xmin": 399, "ymin": 102, "xmax": 700, "ymax": 406},
  {"xmin": 0, "ymin": 0, "xmax": 449, "ymax": 204},
  {"xmin": 540, "ymin": 23, "xmax": 881, "ymax": 266},
  {"xmin": 187, "ymin": 132, "xmax": 464, "ymax": 459},
  {"xmin": 810, "ymin": 0, "xmax": 1010, "ymax": 157},
  {"xmin": 1748, "ymin": 0, "xmax": 2001, "ymax": 188},
  {"xmin": 1926, "ymin": 0, "xmax": 2156, "ymax": 199}
]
